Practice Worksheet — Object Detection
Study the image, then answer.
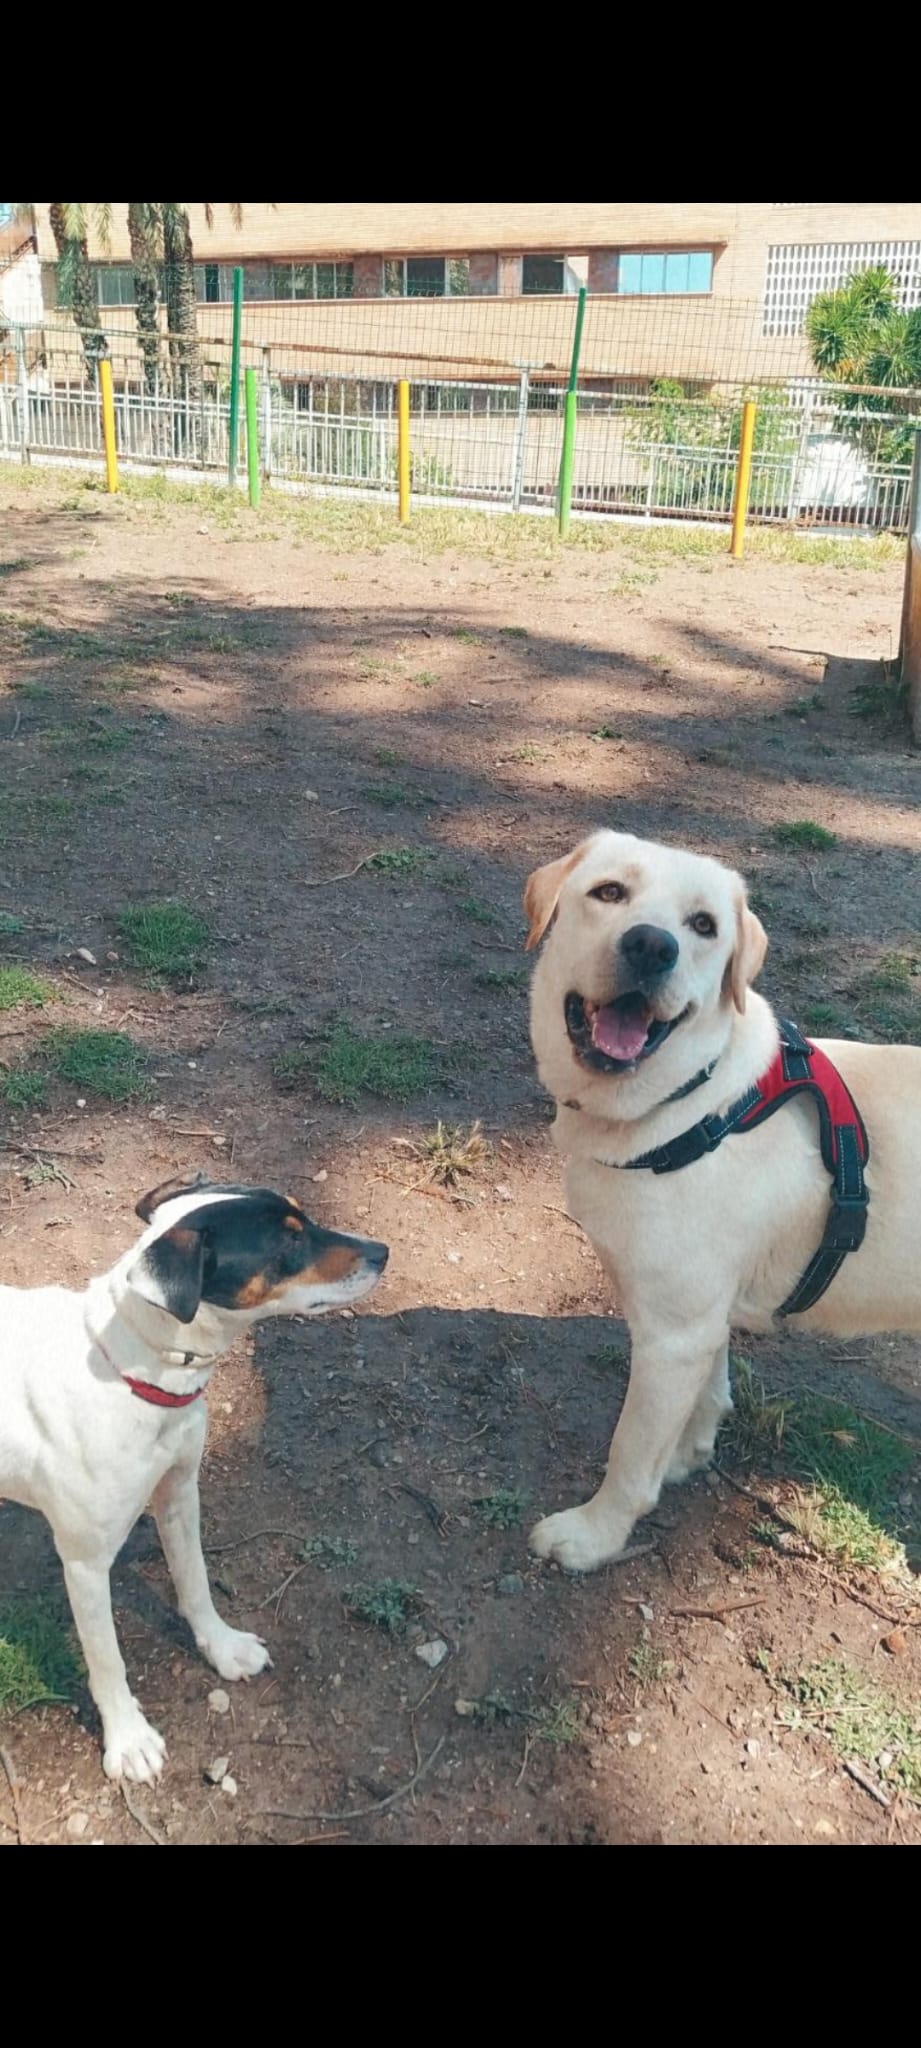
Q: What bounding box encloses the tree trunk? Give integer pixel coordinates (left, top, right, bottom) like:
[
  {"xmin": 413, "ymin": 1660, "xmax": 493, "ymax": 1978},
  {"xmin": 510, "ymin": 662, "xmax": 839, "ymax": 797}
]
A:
[
  {"xmin": 127, "ymin": 202, "xmax": 161, "ymax": 396},
  {"xmin": 49, "ymin": 201, "xmax": 106, "ymax": 386},
  {"xmin": 162, "ymin": 204, "xmax": 201, "ymax": 403}
]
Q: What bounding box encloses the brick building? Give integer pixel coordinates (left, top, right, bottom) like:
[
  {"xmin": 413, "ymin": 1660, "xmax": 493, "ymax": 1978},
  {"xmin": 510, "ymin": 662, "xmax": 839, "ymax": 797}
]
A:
[{"xmin": 27, "ymin": 202, "xmax": 921, "ymax": 390}]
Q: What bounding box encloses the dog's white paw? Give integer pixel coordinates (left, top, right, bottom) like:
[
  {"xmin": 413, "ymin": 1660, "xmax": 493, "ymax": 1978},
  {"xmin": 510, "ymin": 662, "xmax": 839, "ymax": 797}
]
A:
[
  {"xmin": 201, "ymin": 1624, "xmax": 271, "ymax": 1682},
  {"xmin": 103, "ymin": 1706, "xmax": 167, "ymax": 1784},
  {"xmin": 529, "ymin": 1505, "xmax": 627, "ymax": 1575}
]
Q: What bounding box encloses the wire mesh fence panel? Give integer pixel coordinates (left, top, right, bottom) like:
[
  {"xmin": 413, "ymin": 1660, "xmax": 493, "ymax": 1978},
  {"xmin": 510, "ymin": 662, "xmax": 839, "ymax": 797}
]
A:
[{"xmin": 1, "ymin": 312, "xmax": 918, "ymax": 534}]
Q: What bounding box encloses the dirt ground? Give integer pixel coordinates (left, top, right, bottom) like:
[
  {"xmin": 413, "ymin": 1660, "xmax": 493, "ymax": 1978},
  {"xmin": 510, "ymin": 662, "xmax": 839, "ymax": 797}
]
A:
[{"xmin": 1, "ymin": 465, "xmax": 920, "ymax": 1847}]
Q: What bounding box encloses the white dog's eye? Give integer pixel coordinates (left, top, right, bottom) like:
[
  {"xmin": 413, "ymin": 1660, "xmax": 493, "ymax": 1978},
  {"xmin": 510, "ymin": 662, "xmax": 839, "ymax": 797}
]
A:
[
  {"xmin": 590, "ymin": 881, "xmax": 628, "ymax": 904},
  {"xmin": 688, "ymin": 911, "xmax": 717, "ymax": 937}
]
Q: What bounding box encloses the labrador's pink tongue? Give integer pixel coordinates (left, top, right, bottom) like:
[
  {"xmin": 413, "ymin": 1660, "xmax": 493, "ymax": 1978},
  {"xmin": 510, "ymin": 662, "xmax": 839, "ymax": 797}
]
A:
[{"xmin": 590, "ymin": 998, "xmax": 650, "ymax": 1061}]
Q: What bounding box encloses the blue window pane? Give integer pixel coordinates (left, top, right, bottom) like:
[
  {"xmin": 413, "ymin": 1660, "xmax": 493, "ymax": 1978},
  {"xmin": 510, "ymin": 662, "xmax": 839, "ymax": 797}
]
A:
[
  {"xmin": 619, "ymin": 253, "xmax": 642, "ymax": 293},
  {"xmin": 687, "ymin": 250, "xmax": 713, "ymax": 292},
  {"xmin": 641, "ymin": 253, "xmax": 666, "ymax": 294},
  {"xmin": 663, "ymin": 253, "xmax": 690, "ymax": 293}
]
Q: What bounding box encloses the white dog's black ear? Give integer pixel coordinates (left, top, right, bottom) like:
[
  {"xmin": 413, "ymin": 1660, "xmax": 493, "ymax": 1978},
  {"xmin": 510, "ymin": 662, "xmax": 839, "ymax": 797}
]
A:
[
  {"xmin": 135, "ymin": 1172, "xmax": 209, "ymax": 1223},
  {"xmin": 128, "ymin": 1225, "xmax": 207, "ymax": 1324},
  {"xmin": 727, "ymin": 893, "xmax": 768, "ymax": 1013},
  {"xmin": 523, "ymin": 839, "xmax": 594, "ymax": 952}
]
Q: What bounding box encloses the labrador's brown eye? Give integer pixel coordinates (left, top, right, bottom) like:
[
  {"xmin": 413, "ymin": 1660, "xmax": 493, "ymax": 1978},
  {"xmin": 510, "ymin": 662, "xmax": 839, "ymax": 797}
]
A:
[
  {"xmin": 688, "ymin": 910, "xmax": 717, "ymax": 937},
  {"xmin": 590, "ymin": 881, "xmax": 628, "ymax": 904}
]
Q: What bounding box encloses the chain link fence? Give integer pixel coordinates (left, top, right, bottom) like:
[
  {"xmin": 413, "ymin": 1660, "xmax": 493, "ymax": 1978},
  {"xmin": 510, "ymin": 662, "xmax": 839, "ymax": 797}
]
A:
[{"xmin": 1, "ymin": 305, "xmax": 918, "ymax": 532}]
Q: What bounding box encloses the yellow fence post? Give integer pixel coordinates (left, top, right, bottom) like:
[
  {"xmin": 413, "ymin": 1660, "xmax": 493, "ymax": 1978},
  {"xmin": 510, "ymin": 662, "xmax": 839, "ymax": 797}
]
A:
[
  {"xmin": 397, "ymin": 379, "xmax": 410, "ymax": 525},
  {"xmin": 99, "ymin": 357, "xmax": 118, "ymax": 494},
  {"xmin": 729, "ymin": 400, "xmax": 756, "ymax": 558}
]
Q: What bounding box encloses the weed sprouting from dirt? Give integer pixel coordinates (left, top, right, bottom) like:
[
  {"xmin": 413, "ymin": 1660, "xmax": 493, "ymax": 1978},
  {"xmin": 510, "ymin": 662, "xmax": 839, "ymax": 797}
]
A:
[
  {"xmin": 343, "ymin": 1580, "xmax": 418, "ymax": 1636},
  {"xmin": 474, "ymin": 1487, "xmax": 529, "ymax": 1530}
]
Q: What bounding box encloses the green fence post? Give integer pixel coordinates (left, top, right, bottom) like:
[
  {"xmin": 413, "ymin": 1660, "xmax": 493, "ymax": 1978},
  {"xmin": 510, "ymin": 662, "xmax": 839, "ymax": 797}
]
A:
[
  {"xmin": 228, "ymin": 265, "xmax": 243, "ymax": 489},
  {"xmin": 245, "ymin": 367, "xmax": 260, "ymax": 508},
  {"xmin": 558, "ymin": 285, "xmax": 587, "ymax": 539}
]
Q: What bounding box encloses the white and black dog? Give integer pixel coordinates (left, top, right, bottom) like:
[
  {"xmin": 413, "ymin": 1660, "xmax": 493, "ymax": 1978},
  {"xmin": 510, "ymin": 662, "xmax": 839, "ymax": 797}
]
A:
[{"xmin": 0, "ymin": 1175, "xmax": 388, "ymax": 1783}]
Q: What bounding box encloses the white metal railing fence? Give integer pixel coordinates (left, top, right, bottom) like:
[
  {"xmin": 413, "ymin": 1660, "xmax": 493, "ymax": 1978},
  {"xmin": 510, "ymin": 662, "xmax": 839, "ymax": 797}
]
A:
[{"xmin": 0, "ymin": 328, "xmax": 916, "ymax": 532}]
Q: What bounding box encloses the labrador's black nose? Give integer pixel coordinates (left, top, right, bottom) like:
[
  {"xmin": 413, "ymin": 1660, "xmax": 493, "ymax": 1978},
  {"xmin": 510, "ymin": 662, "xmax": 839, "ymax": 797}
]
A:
[
  {"xmin": 619, "ymin": 923, "xmax": 679, "ymax": 979},
  {"xmin": 363, "ymin": 1239, "xmax": 390, "ymax": 1270}
]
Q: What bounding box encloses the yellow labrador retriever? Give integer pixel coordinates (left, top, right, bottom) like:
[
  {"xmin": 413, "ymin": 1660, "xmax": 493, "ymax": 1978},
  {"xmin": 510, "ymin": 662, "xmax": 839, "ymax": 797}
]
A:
[{"xmin": 525, "ymin": 828, "xmax": 921, "ymax": 1574}]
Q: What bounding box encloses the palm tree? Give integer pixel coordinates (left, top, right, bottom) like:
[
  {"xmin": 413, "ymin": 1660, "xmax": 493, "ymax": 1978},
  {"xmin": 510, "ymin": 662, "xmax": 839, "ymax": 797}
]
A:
[
  {"xmin": 9, "ymin": 202, "xmax": 107, "ymax": 383},
  {"xmin": 126, "ymin": 202, "xmax": 161, "ymax": 394},
  {"xmin": 162, "ymin": 204, "xmax": 245, "ymax": 398}
]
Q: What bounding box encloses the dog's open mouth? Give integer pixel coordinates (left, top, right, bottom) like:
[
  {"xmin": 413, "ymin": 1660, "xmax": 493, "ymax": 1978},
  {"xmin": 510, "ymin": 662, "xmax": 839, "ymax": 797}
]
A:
[{"xmin": 565, "ymin": 991, "xmax": 689, "ymax": 1073}]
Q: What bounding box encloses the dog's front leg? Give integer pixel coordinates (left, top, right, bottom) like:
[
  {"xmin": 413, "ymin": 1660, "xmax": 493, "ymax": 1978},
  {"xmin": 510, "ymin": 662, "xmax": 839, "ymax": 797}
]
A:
[
  {"xmin": 61, "ymin": 1555, "xmax": 168, "ymax": 1783},
  {"xmin": 152, "ymin": 1460, "xmax": 271, "ymax": 1682},
  {"xmin": 530, "ymin": 1311, "xmax": 729, "ymax": 1573}
]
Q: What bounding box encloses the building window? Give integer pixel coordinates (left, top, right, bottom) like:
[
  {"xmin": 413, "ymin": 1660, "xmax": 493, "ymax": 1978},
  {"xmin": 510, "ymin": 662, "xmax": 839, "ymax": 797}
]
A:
[
  {"xmin": 270, "ymin": 261, "xmax": 354, "ymax": 301},
  {"xmin": 382, "ymin": 257, "xmax": 470, "ymax": 298},
  {"xmin": 194, "ymin": 263, "xmax": 240, "ymax": 304},
  {"xmin": 764, "ymin": 239, "xmax": 921, "ymax": 335},
  {"xmin": 95, "ymin": 265, "xmax": 136, "ymax": 307},
  {"xmin": 522, "ymin": 255, "xmax": 565, "ymax": 295},
  {"xmin": 617, "ymin": 251, "xmax": 713, "ymax": 295}
]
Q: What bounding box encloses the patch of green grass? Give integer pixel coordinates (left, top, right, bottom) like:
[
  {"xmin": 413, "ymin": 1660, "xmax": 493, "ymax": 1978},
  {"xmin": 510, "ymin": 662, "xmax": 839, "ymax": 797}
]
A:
[
  {"xmin": 590, "ymin": 1340, "xmax": 629, "ymax": 1373},
  {"xmin": 870, "ymin": 951, "xmax": 920, "ymax": 994},
  {"xmin": 364, "ymin": 847, "xmax": 432, "ymax": 876},
  {"xmin": 0, "ymin": 966, "xmax": 53, "ymax": 1012},
  {"xmin": 728, "ymin": 1361, "xmax": 916, "ymax": 1574},
  {"xmin": 773, "ymin": 821, "xmax": 837, "ymax": 852},
  {"xmin": 475, "ymin": 966, "xmax": 529, "ymax": 992},
  {"xmin": 278, "ymin": 1025, "xmax": 436, "ymax": 1105},
  {"xmin": 589, "ymin": 725, "xmax": 624, "ymax": 741},
  {"xmin": 785, "ymin": 693, "xmax": 823, "ymax": 718},
  {"xmin": 801, "ymin": 1000, "xmax": 857, "ymax": 1036},
  {"xmin": 850, "ymin": 660, "xmax": 907, "ymax": 726},
  {"xmin": 453, "ymin": 627, "xmax": 482, "ymax": 644},
  {"xmin": 458, "ymin": 895, "xmax": 497, "ymax": 927},
  {"xmin": 43, "ymin": 1028, "xmax": 150, "ymax": 1103},
  {"xmin": 364, "ymin": 782, "xmax": 425, "ymax": 810},
  {"xmin": 509, "ymin": 742, "xmax": 545, "ymax": 764},
  {"xmin": 2, "ymin": 1070, "xmax": 47, "ymax": 1109},
  {"xmin": 15, "ymin": 680, "xmax": 52, "ymax": 701},
  {"xmin": 301, "ymin": 1534, "xmax": 359, "ymax": 1570},
  {"xmin": 371, "ymin": 746, "xmax": 403, "ymax": 768},
  {"xmin": 498, "ymin": 625, "xmax": 528, "ymax": 639},
  {"xmin": 474, "ymin": 1487, "xmax": 529, "ymax": 1530},
  {"xmin": 413, "ymin": 670, "xmax": 438, "ymax": 689},
  {"xmin": 316, "ymin": 1027, "xmax": 435, "ymax": 1104},
  {"xmin": 118, "ymin": 901, "xmax": 211, "ymax": 981},
  {"xmin": 0, "ymin": 1599, "xmax": 82, "ymax": 1715},
  {"xmin": 780, "ymin": 1659, "xmax": 921, "ymax": 1801},
  {"xmin": 85, "ymin": 724, "xmax": 131, "ymax": 752},
  {"xmin": 783, "ymin": 1396, "xmax": 914, "ymax": 1572},
  {"xmin": 343, "ymin": 1579, "xmax": 418, "ymax": 1636},
  {"xmin": 466, "ymin": 1689, "xmax": 581, "ymax": 1744},
  {"xmin": 628, "ymin": 1638, "xmax": 672, "ymax": 1689},
  {"xmin": 0, "ymin": 913, "xmax": 25, "ymax": 937}
]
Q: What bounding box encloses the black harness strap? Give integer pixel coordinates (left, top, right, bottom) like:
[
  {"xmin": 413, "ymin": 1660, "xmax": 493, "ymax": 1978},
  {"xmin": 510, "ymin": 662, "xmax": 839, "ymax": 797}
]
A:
[{"xmin": 610, "ymin": 1018, "xmax": 870, "ymax": 1318}]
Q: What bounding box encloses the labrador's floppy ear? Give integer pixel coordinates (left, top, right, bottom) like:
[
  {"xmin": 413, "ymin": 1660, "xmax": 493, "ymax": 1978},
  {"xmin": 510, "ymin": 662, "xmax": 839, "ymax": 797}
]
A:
[
  {"xmin": 127, "ymin": 1225, "xmax": 207, "ymax": 1325},
  {"xmin": 727, "ymin": 891, "xmax": 768, "ymax": 1013},
  {"xmin": 523, "ymin": 840, "xmax": 593, "ymax": 952}
]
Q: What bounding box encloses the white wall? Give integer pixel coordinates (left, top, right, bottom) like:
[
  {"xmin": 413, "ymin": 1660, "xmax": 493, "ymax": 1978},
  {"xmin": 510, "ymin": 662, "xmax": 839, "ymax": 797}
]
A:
[{"xmin": 0, "ymin": 248, "xmax": 43, "ymax": 326}]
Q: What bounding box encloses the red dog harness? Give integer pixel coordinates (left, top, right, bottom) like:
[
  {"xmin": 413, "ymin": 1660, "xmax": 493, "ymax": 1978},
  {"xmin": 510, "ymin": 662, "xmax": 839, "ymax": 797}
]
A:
[{"xmin": 619, "ymin": 1018, "xmax": 870, "ymax": 1316}]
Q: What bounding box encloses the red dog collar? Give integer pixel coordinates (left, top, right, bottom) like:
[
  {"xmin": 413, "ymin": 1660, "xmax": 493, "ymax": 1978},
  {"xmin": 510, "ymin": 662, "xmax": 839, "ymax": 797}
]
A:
[{"xmin": 124, "ymin": 1374, "xmax": 205, "ymax": 1409}]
